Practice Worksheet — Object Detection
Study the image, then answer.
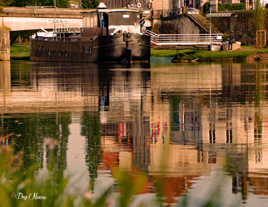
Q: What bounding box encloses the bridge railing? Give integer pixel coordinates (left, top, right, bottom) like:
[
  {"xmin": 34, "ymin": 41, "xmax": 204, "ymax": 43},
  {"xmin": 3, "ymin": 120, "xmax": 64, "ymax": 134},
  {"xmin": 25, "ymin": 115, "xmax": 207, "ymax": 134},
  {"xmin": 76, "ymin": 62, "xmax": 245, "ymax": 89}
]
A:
[{"xmin": 145, "ymin": 30, "xmax": 222, "ymax": 46}]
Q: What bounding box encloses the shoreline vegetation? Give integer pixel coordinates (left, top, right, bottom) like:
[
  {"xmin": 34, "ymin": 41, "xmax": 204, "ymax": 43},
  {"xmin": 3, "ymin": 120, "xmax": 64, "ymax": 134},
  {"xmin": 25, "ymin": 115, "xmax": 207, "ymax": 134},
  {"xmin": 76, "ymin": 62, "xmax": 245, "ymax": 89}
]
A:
[
  {"xmin": 10, "ymin": 43, "xmax": 268, "ymax": 62},
  {"xmin": 151, "ymin": 47, "xmax": 268, "ymax": 62}
]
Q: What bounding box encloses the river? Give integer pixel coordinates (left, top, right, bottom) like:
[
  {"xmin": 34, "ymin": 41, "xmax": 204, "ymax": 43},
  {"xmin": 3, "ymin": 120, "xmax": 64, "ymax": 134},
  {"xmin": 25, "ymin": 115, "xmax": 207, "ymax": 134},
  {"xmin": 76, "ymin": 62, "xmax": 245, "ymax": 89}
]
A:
[{"xmin": 1, "ymin": 60, "xmax": 268, "ymax": 206}]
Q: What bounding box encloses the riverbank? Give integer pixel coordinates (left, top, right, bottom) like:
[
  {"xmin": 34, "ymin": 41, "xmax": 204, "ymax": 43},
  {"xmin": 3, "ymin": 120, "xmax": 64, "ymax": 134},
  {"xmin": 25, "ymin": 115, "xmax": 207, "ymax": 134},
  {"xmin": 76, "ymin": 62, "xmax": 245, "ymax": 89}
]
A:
[
  {"xmin": 151, "ymin": 47, "xmax": 268, "ymax": 62},
  {"xmin": 11, "ymin": 43, "xmax": 268, "ymax": 62}
]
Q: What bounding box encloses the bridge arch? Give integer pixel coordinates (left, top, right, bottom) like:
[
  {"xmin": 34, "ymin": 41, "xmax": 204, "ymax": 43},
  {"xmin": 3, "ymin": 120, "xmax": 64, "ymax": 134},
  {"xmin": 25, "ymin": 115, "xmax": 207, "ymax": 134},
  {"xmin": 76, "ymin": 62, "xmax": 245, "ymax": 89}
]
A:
[{"xmin": 0, "ymin": 7, "xmax": 90, "ymax": 61}]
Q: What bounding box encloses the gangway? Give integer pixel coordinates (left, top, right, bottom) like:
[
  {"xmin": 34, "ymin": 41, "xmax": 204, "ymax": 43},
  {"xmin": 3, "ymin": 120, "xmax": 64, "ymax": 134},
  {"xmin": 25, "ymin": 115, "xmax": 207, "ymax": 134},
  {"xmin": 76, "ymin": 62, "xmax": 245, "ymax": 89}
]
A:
[{"xmin": 145, "ymin": 30, "xmax": 222, "ymax": 46}]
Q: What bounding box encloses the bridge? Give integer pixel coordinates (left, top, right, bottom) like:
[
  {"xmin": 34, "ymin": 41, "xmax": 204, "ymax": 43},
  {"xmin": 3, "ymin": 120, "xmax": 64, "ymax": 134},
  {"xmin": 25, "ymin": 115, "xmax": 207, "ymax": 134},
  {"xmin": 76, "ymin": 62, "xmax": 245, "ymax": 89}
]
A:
[
  {"xmin": 0, "ymin": 7, "xmax": 93, "ymax": 61},
  {"xmin": 0, "ymin": 7, "xmax": 87, "ymax": 31}
]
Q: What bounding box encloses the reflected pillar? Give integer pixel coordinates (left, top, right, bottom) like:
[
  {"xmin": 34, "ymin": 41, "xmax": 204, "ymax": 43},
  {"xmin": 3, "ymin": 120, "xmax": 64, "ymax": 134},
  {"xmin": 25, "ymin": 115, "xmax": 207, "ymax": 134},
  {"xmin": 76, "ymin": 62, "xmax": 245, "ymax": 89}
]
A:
[
  {"xmin": 0, "ymin": 27, "xmax": 10, "ymax": 61},
  {"xmin": 0, "ymin": 61, "xmax": 10, "ymax": 115},
  {"xmin": 0, "ymin": 61, "xmax": 11, "ymax": 92},
  {"xmin": 0, "ymin": 61, "xmax": 10, "ymax": 138}
]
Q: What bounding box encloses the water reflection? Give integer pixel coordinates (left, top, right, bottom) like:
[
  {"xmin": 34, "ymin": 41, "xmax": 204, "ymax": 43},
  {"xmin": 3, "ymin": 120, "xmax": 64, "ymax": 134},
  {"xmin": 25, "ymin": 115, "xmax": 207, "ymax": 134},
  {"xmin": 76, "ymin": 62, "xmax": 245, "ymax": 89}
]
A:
[
  {"xmin": 0, "ymin": 61, "xmax": 10, "ymax": 92},
  {"xmin": 1, "ymin": 61, "xmax": 268, "ymax": 205},
  {"xmin": 82, "ymin": 111, "xmax": 102, "ymax": 191}
]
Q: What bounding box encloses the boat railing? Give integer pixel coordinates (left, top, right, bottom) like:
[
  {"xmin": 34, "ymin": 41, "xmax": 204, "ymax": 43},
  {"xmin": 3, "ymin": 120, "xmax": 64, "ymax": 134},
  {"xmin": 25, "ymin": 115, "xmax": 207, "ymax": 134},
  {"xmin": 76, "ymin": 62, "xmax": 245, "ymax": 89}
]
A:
[
  {"xmin": 55, "ymin": 27, "xmax": 81, "ymax": 33},
  {"xmin": 32, "ymin": 35, "xmax": 81, "ymax": 42}
]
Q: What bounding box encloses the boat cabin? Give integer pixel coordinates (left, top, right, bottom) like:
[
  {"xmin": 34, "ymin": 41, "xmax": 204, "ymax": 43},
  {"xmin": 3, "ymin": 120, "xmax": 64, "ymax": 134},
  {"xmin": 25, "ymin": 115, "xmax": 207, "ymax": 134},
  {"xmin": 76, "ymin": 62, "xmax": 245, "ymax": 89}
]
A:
[
  {"xmin": 82, "ymin": 9, "xmax": 143, "ymax": 36},
  {"xmin": 81, "ymin": 10, "xmax": 98, "ymax": 28}
]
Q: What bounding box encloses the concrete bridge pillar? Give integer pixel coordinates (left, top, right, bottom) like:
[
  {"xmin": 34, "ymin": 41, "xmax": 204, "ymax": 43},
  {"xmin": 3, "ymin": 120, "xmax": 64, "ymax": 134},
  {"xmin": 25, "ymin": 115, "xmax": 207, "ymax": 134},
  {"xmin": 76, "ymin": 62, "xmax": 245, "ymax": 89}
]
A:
[{"xmin": 0, "ymin": 27, "xmax": 10, "ymax": 61}]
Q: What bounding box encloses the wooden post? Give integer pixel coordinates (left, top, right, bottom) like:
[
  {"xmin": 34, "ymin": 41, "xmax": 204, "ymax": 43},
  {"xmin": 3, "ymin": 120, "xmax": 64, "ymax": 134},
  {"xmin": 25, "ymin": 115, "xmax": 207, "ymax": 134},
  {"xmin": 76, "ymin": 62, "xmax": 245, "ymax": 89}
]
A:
[{"xmin": 0, "ymin": 27, "xmax": 10, "ymax": 61}]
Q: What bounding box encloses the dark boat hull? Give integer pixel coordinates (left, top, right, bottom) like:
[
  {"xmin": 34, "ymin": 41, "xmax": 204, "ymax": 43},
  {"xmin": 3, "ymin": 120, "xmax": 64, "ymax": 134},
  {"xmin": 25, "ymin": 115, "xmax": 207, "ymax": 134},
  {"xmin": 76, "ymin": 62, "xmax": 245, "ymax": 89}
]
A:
[{"xmin": 30, "ymin": 34, "xmax": 150, "ymax": 63}]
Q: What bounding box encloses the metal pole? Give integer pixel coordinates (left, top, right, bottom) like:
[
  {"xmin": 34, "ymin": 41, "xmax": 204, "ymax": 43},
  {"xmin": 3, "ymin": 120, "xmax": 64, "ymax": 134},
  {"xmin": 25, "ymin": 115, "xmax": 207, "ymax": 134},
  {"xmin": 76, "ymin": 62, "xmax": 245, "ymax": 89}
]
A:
[
  {"xmin": 209, "ymin": 0, "xmax": 212, "ymax": 46},
  {"xmin": 54, "ymin": 0, "xmax": 57, "ymax": 33},
  {"xmin": 162, "ymin": 0, "xmax": 163, "ymax": 16}
]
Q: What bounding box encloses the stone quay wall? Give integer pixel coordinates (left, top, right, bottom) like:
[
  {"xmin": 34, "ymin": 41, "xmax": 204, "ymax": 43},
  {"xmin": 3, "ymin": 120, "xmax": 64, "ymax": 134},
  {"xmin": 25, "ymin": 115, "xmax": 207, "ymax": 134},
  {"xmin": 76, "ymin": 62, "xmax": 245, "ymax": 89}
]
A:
[
  {"xmin": 152, "ymin": 15, "xmax": 202, "ymax": 35},
  {"xmin": 211, "ymin": 11, "xmax": 268, "ymax": 46},
  {"xmin": 152, "ymin": 11, "xmax": 268, "ymax": 46}
]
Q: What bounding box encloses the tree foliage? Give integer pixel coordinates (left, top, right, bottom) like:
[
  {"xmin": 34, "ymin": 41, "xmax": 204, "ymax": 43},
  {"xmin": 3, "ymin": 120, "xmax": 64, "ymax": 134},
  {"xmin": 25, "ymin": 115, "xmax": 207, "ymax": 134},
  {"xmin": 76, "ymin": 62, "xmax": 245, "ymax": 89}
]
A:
[
  {"xmin": 1, "ymin": 0, "xmax": 70, "ymax": 8},
  {"xmin": 81, "ymin": 0, "xmax": 99, "ymax": 9},
  {"xmin": 202, "ymin": 2, "xmax": 210, "ymax": 14},
  {"xmin": 218, "ymin": 3, "xmax": 245, "ymax": 11},
  {"xmin": 0, "ymin": 0, "xmax": 14, "ymax": 6},
  {"xmin": 254, "ymin": 0, "xmax": 266, "ymax": 30}
]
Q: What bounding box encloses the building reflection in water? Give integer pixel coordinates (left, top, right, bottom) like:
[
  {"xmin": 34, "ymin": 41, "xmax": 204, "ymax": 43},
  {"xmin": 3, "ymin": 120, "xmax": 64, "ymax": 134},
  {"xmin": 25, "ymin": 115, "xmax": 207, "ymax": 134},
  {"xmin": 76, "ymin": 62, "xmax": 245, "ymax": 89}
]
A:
[
  {"xmin": 2, "ymin": 61, "xmax": 268, "ymax": 204},
  {"xmin": 98, "ymin": 63, "xmax": 268, "ymax": 204}
]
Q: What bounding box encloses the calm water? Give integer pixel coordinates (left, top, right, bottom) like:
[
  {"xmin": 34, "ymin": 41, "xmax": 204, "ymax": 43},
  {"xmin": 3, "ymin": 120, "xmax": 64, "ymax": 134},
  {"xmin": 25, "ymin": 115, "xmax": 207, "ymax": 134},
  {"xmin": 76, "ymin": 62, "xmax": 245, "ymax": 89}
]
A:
[{"xmin": 1, "ymin": 60, "xmax": 268, "ymax": 206}]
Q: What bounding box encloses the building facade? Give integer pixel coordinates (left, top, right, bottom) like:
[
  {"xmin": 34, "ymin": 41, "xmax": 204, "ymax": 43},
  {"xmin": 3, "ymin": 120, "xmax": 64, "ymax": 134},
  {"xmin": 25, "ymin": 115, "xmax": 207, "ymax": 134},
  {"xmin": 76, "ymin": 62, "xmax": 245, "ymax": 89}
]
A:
[{"xmin": 102, "ymin": 0, "xmax": 152, "ymax": 9}]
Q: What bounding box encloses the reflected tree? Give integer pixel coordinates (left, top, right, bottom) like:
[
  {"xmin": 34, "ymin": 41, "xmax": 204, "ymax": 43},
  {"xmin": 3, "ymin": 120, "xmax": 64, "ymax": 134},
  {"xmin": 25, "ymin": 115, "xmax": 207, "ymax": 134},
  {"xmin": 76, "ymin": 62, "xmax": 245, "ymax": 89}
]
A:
[
  {"xmin": 41, "ymin": 112, "xmax": 71, "ymax": 207},
  {"xmin": 5, "ymin": 112, "xmax": 71, "ymax": 178},
  {"xmin": 7, "ymin": 114, "xmax": 44, "ymax": 171},
  {"xmin": 81, "ymin": 111, "xmax": 102, "ymax": 191},
  {"xmin": 46, "ymin": 112, "xmax": 71, "ymax": 182}
]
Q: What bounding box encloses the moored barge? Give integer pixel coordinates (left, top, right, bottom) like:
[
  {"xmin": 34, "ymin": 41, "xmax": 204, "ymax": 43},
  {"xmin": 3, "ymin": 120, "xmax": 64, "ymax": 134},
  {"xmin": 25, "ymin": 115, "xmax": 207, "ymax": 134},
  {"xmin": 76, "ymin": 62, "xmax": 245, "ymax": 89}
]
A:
[{"xmin": 30, "ymin": 6, "xmax": 150, "ymax": 63}]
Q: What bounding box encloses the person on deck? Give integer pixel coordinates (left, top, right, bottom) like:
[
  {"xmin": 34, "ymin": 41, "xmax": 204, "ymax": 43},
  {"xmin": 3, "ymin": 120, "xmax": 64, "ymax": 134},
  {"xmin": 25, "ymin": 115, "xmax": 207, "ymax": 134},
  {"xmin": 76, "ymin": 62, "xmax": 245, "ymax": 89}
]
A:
[{"xmin": 229, "ymin": 34, "xmax": 233, "ymax": 50}]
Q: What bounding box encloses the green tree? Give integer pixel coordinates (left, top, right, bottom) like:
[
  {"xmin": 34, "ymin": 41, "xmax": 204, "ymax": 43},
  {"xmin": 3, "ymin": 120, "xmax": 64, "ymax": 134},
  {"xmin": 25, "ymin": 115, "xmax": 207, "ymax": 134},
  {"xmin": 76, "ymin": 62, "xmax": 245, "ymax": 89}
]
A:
[
  {"xmin": 254, "ymin": 0, "xmax": 267, "ymax": 48},
  {"xmin": 9, "ymin": 0, "xmax": 69, "ymax": 8},
  {"xmin": 0, "ymin": 0, "xmax": 14, "ymax": 6},
  {"xmin": 202, "ymin": 2, "xmax": 210, "ymax": 14},
  {"xmin": 254, "ymin": 0, "xmax": 266, "ymax": 30},
  {"xmin": 81, "ymin": 0, "xmax": 99, "ymax": 8},
  {"xmin": 55, "ymin": 0, "xmax": 70, "ymax": 8}
]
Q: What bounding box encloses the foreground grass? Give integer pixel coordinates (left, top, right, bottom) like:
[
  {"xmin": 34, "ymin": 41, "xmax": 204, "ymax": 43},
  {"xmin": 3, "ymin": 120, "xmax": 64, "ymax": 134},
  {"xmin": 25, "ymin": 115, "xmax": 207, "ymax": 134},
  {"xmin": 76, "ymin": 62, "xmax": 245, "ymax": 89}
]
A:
[
  {"xmin": 0, "ymin": 145, "xmax": 242, "ymax": 207},
  {"xmin": 11, "ymin": 43, "xmax": 30, "ymax": 60},
  {"xmin": 150, "ymin": 49, "xmax": 195, "ymax": 57},
  {"xmin": 151, "ymin": 47, "xmax": 268, "ymax": 61}
]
